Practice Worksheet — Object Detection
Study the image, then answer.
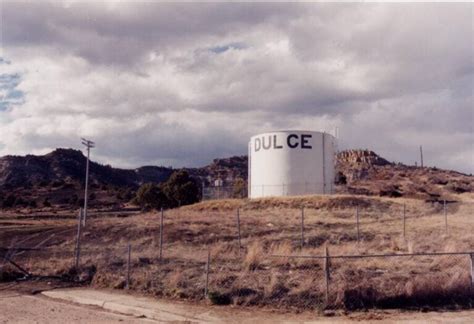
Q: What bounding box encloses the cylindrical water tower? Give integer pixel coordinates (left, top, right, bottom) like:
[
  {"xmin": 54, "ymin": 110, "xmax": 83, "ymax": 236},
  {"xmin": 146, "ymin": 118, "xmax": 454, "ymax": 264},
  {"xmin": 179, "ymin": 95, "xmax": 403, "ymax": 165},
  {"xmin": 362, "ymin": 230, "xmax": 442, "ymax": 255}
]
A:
[{"xmin": 248, "ymin": 130, "xmax": 336, "ymax": 198}]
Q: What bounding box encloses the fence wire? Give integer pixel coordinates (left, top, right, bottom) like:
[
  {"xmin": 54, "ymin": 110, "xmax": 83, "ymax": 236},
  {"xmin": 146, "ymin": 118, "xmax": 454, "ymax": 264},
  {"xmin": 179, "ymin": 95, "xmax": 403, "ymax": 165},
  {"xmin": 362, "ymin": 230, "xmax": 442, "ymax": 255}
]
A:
[
  {"xmin": 1, "ymin": 202, "xmax": 473, "ymax": 310},
  {"xmin": 2, "ymin": 245, "xmax": 472, "ymax": 310}
]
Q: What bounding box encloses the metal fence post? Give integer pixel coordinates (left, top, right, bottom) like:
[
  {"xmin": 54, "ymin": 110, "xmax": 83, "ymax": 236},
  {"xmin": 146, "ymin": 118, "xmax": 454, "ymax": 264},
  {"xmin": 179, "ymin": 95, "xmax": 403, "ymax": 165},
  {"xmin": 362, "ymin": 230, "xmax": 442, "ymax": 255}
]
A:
[
  {"xmin": 356, "ymin": 207, "xmax": 360, "ymax": 242},
  {"xmin": 444, "ymin": 200, "xmax": 448, "ymax": 234},
  {"xmin": 470, "ymin": 253, "xmax": 473, "ymax": 291},
  {"xmin": 403, "ymin": 204, "xmax": 406, "ymax": 238},
  {"xmin": 204, "ymin": 247, "xmax": 211, "ymax": 298},
  {"xmin": 74, "ymin": 208, "xmax": 83, "ymax": 269},
  {"xmin": 324, "ymin": 245, "xmax": 330, "ymax": 305},
  {"xmin": 301, "ymin": 207, "xmax": 305, "ymax": 250},
  {"xmin": 126, "ymin": 244, "xmax": 131, "ymax": 289},
  {"xmin": 236, "ymin": 208, "xmax": 242, "ymax": 256},
  {"xmin": 159, "ymin": 208, "xmax": 164, "ymax": 261}
]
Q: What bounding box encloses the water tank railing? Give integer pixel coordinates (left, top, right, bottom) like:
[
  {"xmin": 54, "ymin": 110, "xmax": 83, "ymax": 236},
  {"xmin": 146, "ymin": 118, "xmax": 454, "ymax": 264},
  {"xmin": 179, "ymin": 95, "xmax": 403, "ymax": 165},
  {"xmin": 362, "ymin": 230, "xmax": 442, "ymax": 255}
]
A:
[
  {"xmin": 250, "ymin": 182, "xmax": 331, "ymax": 197},
  {"xmin": 201, "ymin": 182, "xmax": 335, "ymax": 200}
]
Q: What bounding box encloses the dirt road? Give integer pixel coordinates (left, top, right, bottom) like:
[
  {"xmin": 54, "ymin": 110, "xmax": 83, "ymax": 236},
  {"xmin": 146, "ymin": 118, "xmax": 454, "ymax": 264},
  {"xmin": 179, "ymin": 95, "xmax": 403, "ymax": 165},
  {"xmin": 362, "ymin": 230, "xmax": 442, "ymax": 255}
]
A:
[
  {"xmin": 0, "ymin": 291, "xmax": 150, "ymax": 324},
  {"xmin": 1, "ymin": 286, "xmax": 473, "ymax": 323}
]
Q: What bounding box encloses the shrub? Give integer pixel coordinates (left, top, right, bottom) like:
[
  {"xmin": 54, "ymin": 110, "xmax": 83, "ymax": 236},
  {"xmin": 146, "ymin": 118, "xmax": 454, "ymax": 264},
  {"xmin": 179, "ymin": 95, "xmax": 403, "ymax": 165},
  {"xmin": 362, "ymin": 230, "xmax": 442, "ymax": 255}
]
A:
[
  {"xmin": 335, "ymin": 171, "xmax": 347, "ymax": 185},
  {"xmin": 135, "ymin": 183, "xmax": 170, "ymax": 210},
  {"xmin": 2, "ymin": 194, "xmax": 16, "ymax": 208},
  {"xmin": 232, "ymin": 178, "xmax": 247, "ymax": 198},
  {"xmin": 133, "ymin": 170, "xmax": 200, "ymax": 210},
  {"xmin": 51, "ymin": 180, "xmax": 64, "ymax": 188},
  {"xmin": 208, "ymin": 291, "xmax": 232, "ymax": 305},
  {"xmin": 43, "ymin": 198, "xmax": 51, "ymax": 207},
  {"xmin": 14, "ymin": 197, "xmax": 28, "ymax": 207},
  {"xmin": 77, "ymin": 198, "xmax": 85, "ymax": 207},
  {"xmin": 38, "ymin": 180, "xmax": 49, "ymax": 187},
  {"xmin": 70, "ymin": 194, "xmax": 78, "ymax": 204}
]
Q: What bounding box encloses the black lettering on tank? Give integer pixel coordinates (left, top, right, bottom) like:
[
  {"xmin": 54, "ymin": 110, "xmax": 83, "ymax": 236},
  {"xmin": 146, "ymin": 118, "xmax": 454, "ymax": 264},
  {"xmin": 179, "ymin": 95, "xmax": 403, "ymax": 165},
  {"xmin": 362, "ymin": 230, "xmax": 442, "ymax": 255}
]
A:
[
  {"xmin": 262, "ymin": 135, "xmax": 271, "ymax": 150},
  {"xmin": 301, "ymin": 134, "xmax": 312, "ymax": 149},
  {"xmin": 287, "ymin": 134, "xmax": 299, "ymax": 148},
  {"xmin": 255, "ymin": 138, "xmax": 261, "ymax": 152},
  {"xmin": 273, "ymin": 135, "xmax": 283, "ymax": 149}
]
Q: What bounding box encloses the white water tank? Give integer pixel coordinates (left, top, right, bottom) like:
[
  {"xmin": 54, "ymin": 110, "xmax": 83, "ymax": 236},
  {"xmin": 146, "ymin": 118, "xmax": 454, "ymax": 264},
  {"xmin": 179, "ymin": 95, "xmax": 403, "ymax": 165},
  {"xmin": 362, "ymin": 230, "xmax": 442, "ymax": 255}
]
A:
[{"xmin": 248, "ymin": 130, "xmax": 336, "ymax": 198}]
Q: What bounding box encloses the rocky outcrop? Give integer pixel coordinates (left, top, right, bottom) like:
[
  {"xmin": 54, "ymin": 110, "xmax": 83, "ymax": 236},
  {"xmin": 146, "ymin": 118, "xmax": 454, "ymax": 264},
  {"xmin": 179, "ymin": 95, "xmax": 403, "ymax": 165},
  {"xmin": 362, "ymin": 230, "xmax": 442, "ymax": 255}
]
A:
[
  {"xmin": 335, "ymin": 150, "xmax": 390, "ymax": 182},
  {"xmin": 186, "ymin": 156, "xmax": 247, "ymax": 185},
  {"xmin": 334, "ymin": 150, "xmax": 472, "ymax": 201},
  {"xmin": 336, "ymin": 150, "xmax": 391, "ymax": 167}
]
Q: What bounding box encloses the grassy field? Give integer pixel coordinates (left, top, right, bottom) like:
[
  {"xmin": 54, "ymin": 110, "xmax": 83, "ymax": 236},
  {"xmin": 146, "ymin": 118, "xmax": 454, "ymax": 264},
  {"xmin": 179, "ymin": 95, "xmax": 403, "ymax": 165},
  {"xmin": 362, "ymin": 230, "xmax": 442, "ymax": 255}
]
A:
[{"xmin": 1, "ymin": 193, "xmax": 473, "ymax": 310}]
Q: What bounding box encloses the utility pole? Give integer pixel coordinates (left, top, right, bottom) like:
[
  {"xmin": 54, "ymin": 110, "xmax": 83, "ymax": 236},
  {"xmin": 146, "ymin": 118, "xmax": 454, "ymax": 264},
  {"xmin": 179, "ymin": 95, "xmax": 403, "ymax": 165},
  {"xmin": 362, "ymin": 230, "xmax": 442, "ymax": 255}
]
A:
[
  {"xmin": 322, "ymin": 132, "xmax": 326, "ymax": 194},
  {"xmin": 74, "ymin": 208, "xmax": 83, "ymax": 269},
  {"xmin": 420, "ymin": 145, "xmax": 424, "ymax": 168},
  {"xmin": 81, "ymin": 138, "xmax": 95, "ymax": 227}
]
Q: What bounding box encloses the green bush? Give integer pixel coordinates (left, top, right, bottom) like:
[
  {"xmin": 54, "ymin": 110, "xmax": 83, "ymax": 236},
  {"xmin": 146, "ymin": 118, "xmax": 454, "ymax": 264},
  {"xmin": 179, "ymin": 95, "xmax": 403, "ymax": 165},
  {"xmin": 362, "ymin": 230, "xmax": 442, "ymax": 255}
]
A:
[
  {"xmin": 208, "ymin": 291, "xmax": 232, "ymax": 305},
  {"xmin": 43, "ymin": 198, "xmax": 51, "ymax": 207},
  {"xmin": 133, "ymin": 170, "xmax": 200, "ymax": 210},
  {"xmin": 161, "ymin": 170, "xmax": 200, "ymax": 207},
  {"xmin": 134, "ymin": 183, "xmax": 170, "ymax": 210},
  {"xmin": 14, "ymin": 197, "xmax": 27, "ymax": 207},
  {"xmin": 2, "ymin": 194, "xmax": 16, "ymax": 208}
]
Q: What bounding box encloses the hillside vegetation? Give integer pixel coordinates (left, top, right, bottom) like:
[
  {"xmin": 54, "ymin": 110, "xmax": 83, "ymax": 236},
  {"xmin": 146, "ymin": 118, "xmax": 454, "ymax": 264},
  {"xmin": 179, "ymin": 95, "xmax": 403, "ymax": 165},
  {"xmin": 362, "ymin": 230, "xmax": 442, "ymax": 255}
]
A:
[{"xmin": 0, "ymin": 148, "xmax": 472, "ymax": 211}]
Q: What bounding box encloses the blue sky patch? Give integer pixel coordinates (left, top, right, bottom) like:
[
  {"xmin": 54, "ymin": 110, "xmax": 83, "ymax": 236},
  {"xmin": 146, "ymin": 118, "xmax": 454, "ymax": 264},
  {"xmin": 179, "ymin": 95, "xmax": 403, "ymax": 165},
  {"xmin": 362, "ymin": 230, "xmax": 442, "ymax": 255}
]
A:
[
  {"xmin": 208, "ymin": 42, "xmax": 246, "ymax": 54},
  {"xmin": 0, "ymin": 60, "xmax": 25, "ymax": 111}
]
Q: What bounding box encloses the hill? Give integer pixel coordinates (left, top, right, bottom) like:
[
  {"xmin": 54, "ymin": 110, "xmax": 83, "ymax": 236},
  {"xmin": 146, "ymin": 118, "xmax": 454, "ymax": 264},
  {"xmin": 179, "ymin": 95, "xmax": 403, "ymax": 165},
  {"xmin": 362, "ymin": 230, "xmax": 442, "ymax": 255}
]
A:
[
  {"xmin": 0, "ymin": 148, "xmax": 173, "ymax": 209},
  {"xmin": 0, "ymin": 148, "xmax": 472, "ymax": 210},
  {"xmin": 335, "ymin": 149, "xmax": 472, "ymax": 201}
]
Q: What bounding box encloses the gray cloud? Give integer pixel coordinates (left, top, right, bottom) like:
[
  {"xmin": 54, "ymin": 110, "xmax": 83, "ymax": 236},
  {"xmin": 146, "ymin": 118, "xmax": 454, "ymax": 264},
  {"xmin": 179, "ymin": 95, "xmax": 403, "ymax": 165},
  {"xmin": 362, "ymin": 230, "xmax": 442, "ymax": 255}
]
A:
[{"xmin": 0, "ymin": 2, "xmax": 472, "ymax": 173}]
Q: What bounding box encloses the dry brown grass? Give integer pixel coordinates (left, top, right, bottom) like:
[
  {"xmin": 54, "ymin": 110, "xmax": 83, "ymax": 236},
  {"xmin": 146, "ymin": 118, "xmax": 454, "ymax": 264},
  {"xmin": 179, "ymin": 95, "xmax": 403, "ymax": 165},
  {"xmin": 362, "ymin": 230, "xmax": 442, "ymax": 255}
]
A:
[
  {"xmin": 244, "ymin": 241, "xmax": 264, "ymax": 271},
  {"xmin": 183, "ymin": 194, "xmax": 396, "ymax": 212},
  {"xmin": 1, "ymin": 194, "xmax": 473, "ymax": 310}
]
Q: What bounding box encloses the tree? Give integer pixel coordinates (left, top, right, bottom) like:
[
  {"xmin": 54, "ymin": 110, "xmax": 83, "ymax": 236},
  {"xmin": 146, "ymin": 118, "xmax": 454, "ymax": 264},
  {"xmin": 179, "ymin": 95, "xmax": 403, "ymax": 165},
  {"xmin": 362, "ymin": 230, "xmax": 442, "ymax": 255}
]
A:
[
  {"xmin": 134, "ymin": 183, "xmax": 169, "ymax": 210},
  {"xmin": 133, "ymin": 170, "xmax": 200, "ymax": 210},
  {"xmin": 43, "ymin": 198, "xmax": 51, "ymax": 207},
  {"xmin": 335, "ymin": 171, "xmax": 347, "ymax": 185},
  {"xmin": 161, "ymin": 170, "xmax": 200, "ymax": 207},
  {"xmin": 3, "ymin": 194, "xmax": 16, "ymax": 208}
]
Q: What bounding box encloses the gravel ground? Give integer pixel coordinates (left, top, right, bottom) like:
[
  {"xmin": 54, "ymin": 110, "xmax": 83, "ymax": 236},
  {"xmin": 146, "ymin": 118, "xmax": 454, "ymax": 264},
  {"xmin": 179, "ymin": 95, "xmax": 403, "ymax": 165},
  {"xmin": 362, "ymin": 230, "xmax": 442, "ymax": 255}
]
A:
[{"xmin": 0, "ymin": 292, "xmax": 152, "ymax": 323}]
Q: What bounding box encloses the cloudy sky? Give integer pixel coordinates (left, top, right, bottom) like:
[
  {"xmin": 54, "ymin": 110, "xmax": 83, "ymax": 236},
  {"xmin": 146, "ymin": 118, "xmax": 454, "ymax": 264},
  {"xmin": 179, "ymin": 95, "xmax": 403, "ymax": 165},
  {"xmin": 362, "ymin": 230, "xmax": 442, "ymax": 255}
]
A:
[{"xmin": 0, "ymin": 2, "xmax": 472, "ymax": 173}]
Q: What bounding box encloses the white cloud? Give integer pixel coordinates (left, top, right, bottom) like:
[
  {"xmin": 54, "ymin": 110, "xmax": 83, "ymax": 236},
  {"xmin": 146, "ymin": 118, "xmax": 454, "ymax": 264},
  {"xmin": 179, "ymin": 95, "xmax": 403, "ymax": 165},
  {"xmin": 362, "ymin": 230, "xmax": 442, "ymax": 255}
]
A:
[{"xmin": 0, "ymin": 2, "xmax": 472, "ymax": 173}]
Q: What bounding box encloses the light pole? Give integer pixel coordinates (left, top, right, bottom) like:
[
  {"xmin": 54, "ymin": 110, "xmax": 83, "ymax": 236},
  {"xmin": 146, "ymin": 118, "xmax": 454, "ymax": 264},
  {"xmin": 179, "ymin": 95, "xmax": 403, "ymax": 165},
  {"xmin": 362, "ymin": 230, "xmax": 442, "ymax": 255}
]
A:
[{"xmin": 81, "ymin": 138, "xmax": 95, "ymax": 227}]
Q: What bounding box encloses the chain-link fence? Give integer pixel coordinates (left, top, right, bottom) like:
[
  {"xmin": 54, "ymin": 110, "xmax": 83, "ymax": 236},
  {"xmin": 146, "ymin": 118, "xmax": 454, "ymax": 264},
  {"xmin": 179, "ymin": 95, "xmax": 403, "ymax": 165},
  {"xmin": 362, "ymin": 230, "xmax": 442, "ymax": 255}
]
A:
[
  {"xmin": 2, "ymin": 244, "xmax": 473, "ymax": 310},
  {"xmin": 1, "ymin": 201, "xmax": 473, "ymax": 310},
  {"xmin": 202, "ymin": 182, "xmax": 334, "ymax": 200},
  {"xmin": 249, "ymin": 182, "xmax": 334, "ymax": 198},
  {"xmin": 207, "ymin": 202, "xmax": 470, "ymax": 252},
  {"xmin": 202, "ymin": 186, "xmax": 239, "ymax": 200}
]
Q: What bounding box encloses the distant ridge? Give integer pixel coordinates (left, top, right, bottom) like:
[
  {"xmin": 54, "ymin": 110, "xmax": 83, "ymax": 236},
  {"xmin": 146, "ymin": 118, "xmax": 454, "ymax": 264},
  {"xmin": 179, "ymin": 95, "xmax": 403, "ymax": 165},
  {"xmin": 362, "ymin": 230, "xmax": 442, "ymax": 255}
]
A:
[{"xmin": 0, "ymin": 148, "xmax": 471, "ymax": 210}]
